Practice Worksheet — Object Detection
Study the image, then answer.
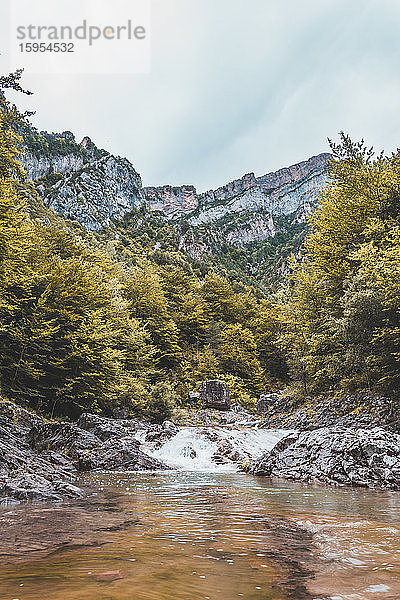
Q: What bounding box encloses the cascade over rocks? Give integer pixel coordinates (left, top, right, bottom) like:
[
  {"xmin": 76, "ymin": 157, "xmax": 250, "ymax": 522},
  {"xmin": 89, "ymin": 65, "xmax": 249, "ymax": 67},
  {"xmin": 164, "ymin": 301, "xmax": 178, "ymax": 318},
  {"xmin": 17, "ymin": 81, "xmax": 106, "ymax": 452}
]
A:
[
  {"xmin": 3, "ymin": 395, "xmax": 400, "ymax": 504},
  {"xmin": 248, "ymin": 427, "xmax": 400, "ymax": 489}
]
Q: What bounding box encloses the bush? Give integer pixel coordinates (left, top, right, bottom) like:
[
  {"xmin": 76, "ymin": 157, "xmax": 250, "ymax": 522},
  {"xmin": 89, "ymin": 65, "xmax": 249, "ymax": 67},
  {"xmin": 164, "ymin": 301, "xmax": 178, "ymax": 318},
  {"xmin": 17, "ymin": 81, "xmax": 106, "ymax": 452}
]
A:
[{"xmin": 145, "ymin": 382, "xmax": 177, "ymax": 423}]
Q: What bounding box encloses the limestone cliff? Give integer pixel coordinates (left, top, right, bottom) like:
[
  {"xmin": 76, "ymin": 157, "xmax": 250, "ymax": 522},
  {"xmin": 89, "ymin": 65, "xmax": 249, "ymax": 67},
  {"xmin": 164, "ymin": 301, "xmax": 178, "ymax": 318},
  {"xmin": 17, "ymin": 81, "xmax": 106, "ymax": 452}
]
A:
[
  {"xmin": 144, "ymin": 153, "xmax": 329, "ymax": 248},
  {"xmin": 22, "ymin": 125, "xmax": 330, "ymax": 263},
  {"xmin": 23, "ymin": 130, "xmax": 145, "ymax": 231}
]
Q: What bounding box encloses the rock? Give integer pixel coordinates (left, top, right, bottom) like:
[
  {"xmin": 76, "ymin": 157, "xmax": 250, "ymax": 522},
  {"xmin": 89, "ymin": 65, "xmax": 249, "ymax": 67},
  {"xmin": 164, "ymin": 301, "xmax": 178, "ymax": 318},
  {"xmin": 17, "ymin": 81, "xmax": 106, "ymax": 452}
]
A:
[
  {"xmin": 199, "ymin": 380, "xmax": 231, "ymax": 411},
  {"xmin": 145, "ymin": 184, "xmax": 198, "ymax": 219},
  {"xmin": 212, "ymin": 438, "xmax": 244, "ymax": 465},
  {"xmin": 256, "ymin": 393, "xmax": 281, "ymax": 415},
  {"xmin": 0, "ymin": 496, "xmax": 140, "ymax": 562},
  {"xmin": 77, "ymin": 412, "xmax": 146, "ymax": 441},
  {"xmin": 0, "ymin": 496, "xmax": 20, "ymax": 507},
  {"xmin": 88, "ymin": 436, "xmax": 168, "ymax": 471},
  {"xmin": 259, "ymin": 393, "xmax": 399, "ymax": 431},
  {"xmin": 0, "ymin": 400, "xmax": 170, "ymax": 505},
  {"xmin": 31, "ymin": 416, "xmax": 169, "ymax": 472},
  {"xmin": 29, "ymin": 422, "xmax": 101, "ymax": 471},
  {"xmin": 0, "ymin": 400, "xmax": 85, "ymax": 504},
  {"xmin": 182, "ymin": 445, "xmax": 197, "ymax": 459},
  {"xmin": 22, "ymin": 150, "xmax": 84, "ymax": 180},
  {"xmin": 188, "ymin": 391, "xmax": 200, "ymax": 407},
  {"xmin": 248, "ymin": 427, "xmax": 400, "ymax": 489},
  {"xmin": 144, "ymin": 154, "xmax": 329, "ymax": 232},
  {"xmin": 1, "ymin": 473, "xmax": 83, "ymax": 503},
  {"xmin": 144, "ymin": 420, "xmax": 179, "ymax": 448}
]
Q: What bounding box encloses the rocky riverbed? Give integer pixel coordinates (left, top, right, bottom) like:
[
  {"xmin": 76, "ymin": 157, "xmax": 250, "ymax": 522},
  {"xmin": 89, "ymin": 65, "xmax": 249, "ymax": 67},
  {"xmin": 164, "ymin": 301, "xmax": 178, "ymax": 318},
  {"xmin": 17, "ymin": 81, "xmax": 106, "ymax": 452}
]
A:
[
  {"xmin": 2, "ymin": 395, "xmax": 400, "ymax": 506},
  {"xmin": 0, "ymin": 400, "xmax": 170, "ymax": 504},
  {"xmin": 247, "ymin": 426, "xmax": 400, "ymax": 489}
]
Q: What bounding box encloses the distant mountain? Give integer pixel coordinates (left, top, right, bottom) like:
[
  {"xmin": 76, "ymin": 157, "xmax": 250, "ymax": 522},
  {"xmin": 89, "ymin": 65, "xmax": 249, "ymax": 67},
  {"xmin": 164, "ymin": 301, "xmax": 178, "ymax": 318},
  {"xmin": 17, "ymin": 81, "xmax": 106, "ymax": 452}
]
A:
[
  {"xmin": 21, "ymin": 129, "xmax": 145, "ymax": 231},
  {"xmin": 21, "ymin": 127, "xmax": 330, "ymax": 288}
]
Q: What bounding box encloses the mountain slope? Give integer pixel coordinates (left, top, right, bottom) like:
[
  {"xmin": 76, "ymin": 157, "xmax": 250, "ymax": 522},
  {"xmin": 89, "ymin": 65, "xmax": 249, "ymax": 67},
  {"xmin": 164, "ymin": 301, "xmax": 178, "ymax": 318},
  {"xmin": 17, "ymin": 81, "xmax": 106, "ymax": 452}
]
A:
[{"xmin": 21, "ymin": 126, "xmax": 330, "ymax": 288}]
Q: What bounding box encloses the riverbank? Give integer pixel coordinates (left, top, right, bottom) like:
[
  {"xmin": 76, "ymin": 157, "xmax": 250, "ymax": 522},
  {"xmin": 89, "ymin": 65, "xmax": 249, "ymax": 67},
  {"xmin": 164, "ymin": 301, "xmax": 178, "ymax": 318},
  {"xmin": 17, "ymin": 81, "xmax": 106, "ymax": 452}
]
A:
[
  {"xmin": 256, "ymin": 391, "xmax": 400, "ymax": 431},
  {"xmin": 0, "ymin": 399, "xmax": 170, "ymax": 504},
  {"xmin": 2, "ymin": 394, "xmax": 400, "ymax": 506}
]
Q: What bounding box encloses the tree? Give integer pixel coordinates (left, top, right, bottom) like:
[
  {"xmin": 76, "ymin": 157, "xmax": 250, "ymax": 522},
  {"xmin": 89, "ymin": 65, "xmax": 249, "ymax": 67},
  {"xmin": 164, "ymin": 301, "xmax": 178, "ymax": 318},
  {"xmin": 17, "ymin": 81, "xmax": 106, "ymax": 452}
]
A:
[{"xmin": 285, "ymin": 133, "xmax": 400, "ymax": 395}]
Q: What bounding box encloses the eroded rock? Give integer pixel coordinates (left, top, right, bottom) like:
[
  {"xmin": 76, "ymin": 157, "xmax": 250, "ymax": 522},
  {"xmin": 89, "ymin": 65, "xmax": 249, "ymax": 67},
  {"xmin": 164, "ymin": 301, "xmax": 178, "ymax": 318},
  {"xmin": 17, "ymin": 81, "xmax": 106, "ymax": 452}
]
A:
[
  {"xmin": 77, "ymin": 412, "xmax": 146, "ymax": 441},
  {"xmin": 144, "ymin": 420, "xmax": 179, "ymax": 448},
  {"xmin": 248, "ymin": 427, "xmax": 400, "ymax": 489},
  {"xmin": 0, "ymin": 400, "xmax": 170, "ymax": 504},
  {"xmin": 199, "ymin": 380, "xmax": 231, "ymax": 411},
  {"xmin": 0, "ymin": 400, "xmax": 84, "ymax": 503}
]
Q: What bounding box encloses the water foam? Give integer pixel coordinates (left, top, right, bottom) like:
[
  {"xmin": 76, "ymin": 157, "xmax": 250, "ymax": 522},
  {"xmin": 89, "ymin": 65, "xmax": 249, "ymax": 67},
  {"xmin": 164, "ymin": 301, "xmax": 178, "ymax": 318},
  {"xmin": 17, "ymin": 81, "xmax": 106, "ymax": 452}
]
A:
[{"xmin": 144, "ymin": 426, "xmax": 290, "ymax": 472}]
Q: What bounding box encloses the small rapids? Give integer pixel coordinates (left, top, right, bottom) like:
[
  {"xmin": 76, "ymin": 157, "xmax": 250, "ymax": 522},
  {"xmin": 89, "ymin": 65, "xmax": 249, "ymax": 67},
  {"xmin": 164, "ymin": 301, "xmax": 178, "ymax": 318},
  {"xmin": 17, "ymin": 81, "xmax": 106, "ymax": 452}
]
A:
[{"xmin": 141, "ymin": 426, "xmax": 290, "ymax": 472}]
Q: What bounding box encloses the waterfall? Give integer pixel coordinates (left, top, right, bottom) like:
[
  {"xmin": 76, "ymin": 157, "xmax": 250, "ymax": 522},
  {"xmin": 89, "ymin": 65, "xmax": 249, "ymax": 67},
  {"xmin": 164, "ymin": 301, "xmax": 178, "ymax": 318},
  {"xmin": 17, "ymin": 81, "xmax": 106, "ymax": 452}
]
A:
[{"xmin": 142, "ymin": 427, "xmax": 291, "ymax": 473}]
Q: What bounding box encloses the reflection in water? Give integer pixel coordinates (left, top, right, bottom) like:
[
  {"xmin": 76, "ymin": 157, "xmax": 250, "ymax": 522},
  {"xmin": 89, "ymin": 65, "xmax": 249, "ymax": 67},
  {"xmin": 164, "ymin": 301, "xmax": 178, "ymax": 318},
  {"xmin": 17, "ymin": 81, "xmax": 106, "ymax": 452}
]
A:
[{"xmin": 0, "ymin": 472, "xmax": 399, "ymax": 600}]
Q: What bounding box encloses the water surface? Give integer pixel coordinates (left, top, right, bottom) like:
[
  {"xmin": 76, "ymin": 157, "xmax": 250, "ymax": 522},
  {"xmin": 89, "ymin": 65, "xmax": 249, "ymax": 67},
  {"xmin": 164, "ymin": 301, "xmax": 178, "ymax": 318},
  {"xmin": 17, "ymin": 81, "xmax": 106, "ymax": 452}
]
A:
[{"xmin": 1, "ymin": 471, "xmax": 400, "ymax": 600}]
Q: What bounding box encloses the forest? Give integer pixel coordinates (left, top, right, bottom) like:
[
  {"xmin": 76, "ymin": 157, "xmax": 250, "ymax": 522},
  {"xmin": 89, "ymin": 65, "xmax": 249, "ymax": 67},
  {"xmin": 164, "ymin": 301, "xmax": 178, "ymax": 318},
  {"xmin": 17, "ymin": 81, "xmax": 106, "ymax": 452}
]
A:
[{"xmin": 1, "ymin": 70, "xmax": 400, "ymax": 422}]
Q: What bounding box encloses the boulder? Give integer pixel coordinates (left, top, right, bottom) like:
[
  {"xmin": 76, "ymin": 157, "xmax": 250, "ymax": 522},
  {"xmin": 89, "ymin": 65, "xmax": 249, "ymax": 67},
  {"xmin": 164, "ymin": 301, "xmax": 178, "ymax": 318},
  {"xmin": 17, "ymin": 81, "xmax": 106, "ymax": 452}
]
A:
[
  {"xmin": 145, "ymin": 420, "xmax": 179, "ymax": 448},
  {"xmin": 248, "ymin": 427, "xmax": 400, "ymax": 489},
  {"xmin": 199, "ymin": 380, "xmax": 231, "ymax": 411},
  {"xmin": 256, "ymin": 393, "xmax": 281, "ymax": 415},
  {"xmin": 77, "ymin": 412, "xmax": 146, "ymax": 441},
  {"xmin": 212, "ymin": 438, "xmax": 244, "ymax": 465}
]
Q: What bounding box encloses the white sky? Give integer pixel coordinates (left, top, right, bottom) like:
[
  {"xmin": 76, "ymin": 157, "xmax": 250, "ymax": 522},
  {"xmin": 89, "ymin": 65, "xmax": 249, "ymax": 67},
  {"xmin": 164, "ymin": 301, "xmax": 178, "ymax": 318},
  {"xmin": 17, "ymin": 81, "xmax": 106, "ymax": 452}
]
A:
[{"xmin": 3, "ymin": 0, "xmax": 400, "ymax": 191}]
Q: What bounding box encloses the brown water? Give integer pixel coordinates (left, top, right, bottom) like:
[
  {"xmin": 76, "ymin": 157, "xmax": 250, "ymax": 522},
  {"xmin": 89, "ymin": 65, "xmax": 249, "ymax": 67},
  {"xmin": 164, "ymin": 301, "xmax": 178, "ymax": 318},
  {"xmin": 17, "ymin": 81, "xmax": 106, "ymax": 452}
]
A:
[{"xmin": 1, "ymin": 472, "xmax": 400, "ymax": 600}]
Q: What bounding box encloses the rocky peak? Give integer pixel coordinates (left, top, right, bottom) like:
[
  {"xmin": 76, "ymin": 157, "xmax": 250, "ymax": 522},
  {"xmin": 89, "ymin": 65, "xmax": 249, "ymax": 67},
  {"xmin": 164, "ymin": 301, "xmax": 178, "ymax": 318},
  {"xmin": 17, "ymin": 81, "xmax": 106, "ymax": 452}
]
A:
[
  {"xmin": 256, "ymin": 152, "xmax": 330, "ymax": 190},
  {"xmin": 79, "ymin": 135, "xmax": 98, "ymax": 159},
  {"xmin": 202, "ymin": 171, "xmax": 258, "ymax": 204},
  {"xmin": 143, "ymin": 153, "xmax": 330, "ymax": 226}
]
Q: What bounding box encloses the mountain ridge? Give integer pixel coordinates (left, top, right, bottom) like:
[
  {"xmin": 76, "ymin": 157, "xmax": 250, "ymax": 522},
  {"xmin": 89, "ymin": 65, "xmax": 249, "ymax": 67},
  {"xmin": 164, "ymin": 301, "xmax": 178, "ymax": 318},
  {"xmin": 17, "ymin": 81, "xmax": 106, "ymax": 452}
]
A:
[
  {"xmin": 20, "ymin": 126, "xmax": 331, "ymax": 287},
  {"xmin": 21, "ymin": 126, "xmax": 329, "ymax": 230}
]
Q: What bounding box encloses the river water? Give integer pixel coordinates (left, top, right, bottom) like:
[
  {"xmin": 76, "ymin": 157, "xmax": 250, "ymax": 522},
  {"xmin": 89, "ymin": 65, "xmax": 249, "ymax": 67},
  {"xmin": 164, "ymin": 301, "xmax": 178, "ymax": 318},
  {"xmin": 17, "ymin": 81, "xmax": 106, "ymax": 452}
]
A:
[{"xmin": 1, "ymin": 427, "xmax": 400, "ymax": 600}]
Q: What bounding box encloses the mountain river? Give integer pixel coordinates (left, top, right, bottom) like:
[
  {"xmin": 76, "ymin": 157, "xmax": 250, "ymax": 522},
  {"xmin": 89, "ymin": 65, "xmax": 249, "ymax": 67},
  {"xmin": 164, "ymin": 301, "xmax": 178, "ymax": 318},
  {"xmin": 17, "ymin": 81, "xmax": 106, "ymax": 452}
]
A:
[{"xmin": 0, "ymin": 427, "xmax": 399, "ymax": 600}]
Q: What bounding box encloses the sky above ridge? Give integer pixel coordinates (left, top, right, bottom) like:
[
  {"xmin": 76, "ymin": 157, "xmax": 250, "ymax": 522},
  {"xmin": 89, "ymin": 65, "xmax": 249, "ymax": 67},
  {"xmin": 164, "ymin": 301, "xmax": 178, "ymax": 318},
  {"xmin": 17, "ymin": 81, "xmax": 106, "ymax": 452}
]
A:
[{"xmin": 2, "ymin": 0, "xmax": 400, "ymax": 191}]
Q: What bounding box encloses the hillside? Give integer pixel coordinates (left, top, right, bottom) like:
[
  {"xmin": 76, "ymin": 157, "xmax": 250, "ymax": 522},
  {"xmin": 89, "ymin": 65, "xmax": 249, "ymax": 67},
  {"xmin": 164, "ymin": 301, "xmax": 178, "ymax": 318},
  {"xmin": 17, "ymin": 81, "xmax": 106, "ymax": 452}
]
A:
[
  {"xmin": 21, "ymin": 126, "xmax": 330, "ymax": 289},
  {"xmin": 1, "ymin": 71, "xmax": 399, "ymax": 428}
]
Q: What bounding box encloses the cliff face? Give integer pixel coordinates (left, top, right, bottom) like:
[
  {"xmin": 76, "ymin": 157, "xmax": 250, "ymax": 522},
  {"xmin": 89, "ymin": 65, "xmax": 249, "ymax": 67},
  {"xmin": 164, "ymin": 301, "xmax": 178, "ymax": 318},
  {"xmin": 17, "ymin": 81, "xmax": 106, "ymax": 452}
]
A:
[
  {"xmin": 22, "ymin": 151, "xmax": 85, "ymax": 180},
  {"xmin": 23, "ymin": 132, "xmax": 145, "ymax": 231},
  {"xmin": 144, "ymin": 153, "xmax": 330, "ymax": 247},
  {"xmin": 145, "ymin": 185, "xmax": 198, "ymax": 219},
  {"xmin": 40, "ymin": 155, "xmax": 145, "ymax": 231},
  {"xmin": 22, "ymin": 125, "xmax": 330, "ymax": 251}
]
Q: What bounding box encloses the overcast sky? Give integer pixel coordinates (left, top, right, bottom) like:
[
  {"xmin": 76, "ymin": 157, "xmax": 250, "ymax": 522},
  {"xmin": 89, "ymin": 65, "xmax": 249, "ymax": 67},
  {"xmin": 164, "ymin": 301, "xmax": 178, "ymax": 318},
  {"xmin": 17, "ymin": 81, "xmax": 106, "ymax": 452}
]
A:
[{"xmin": 4, "ymin": 0, "xmax": 400, "ymax": 191}]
